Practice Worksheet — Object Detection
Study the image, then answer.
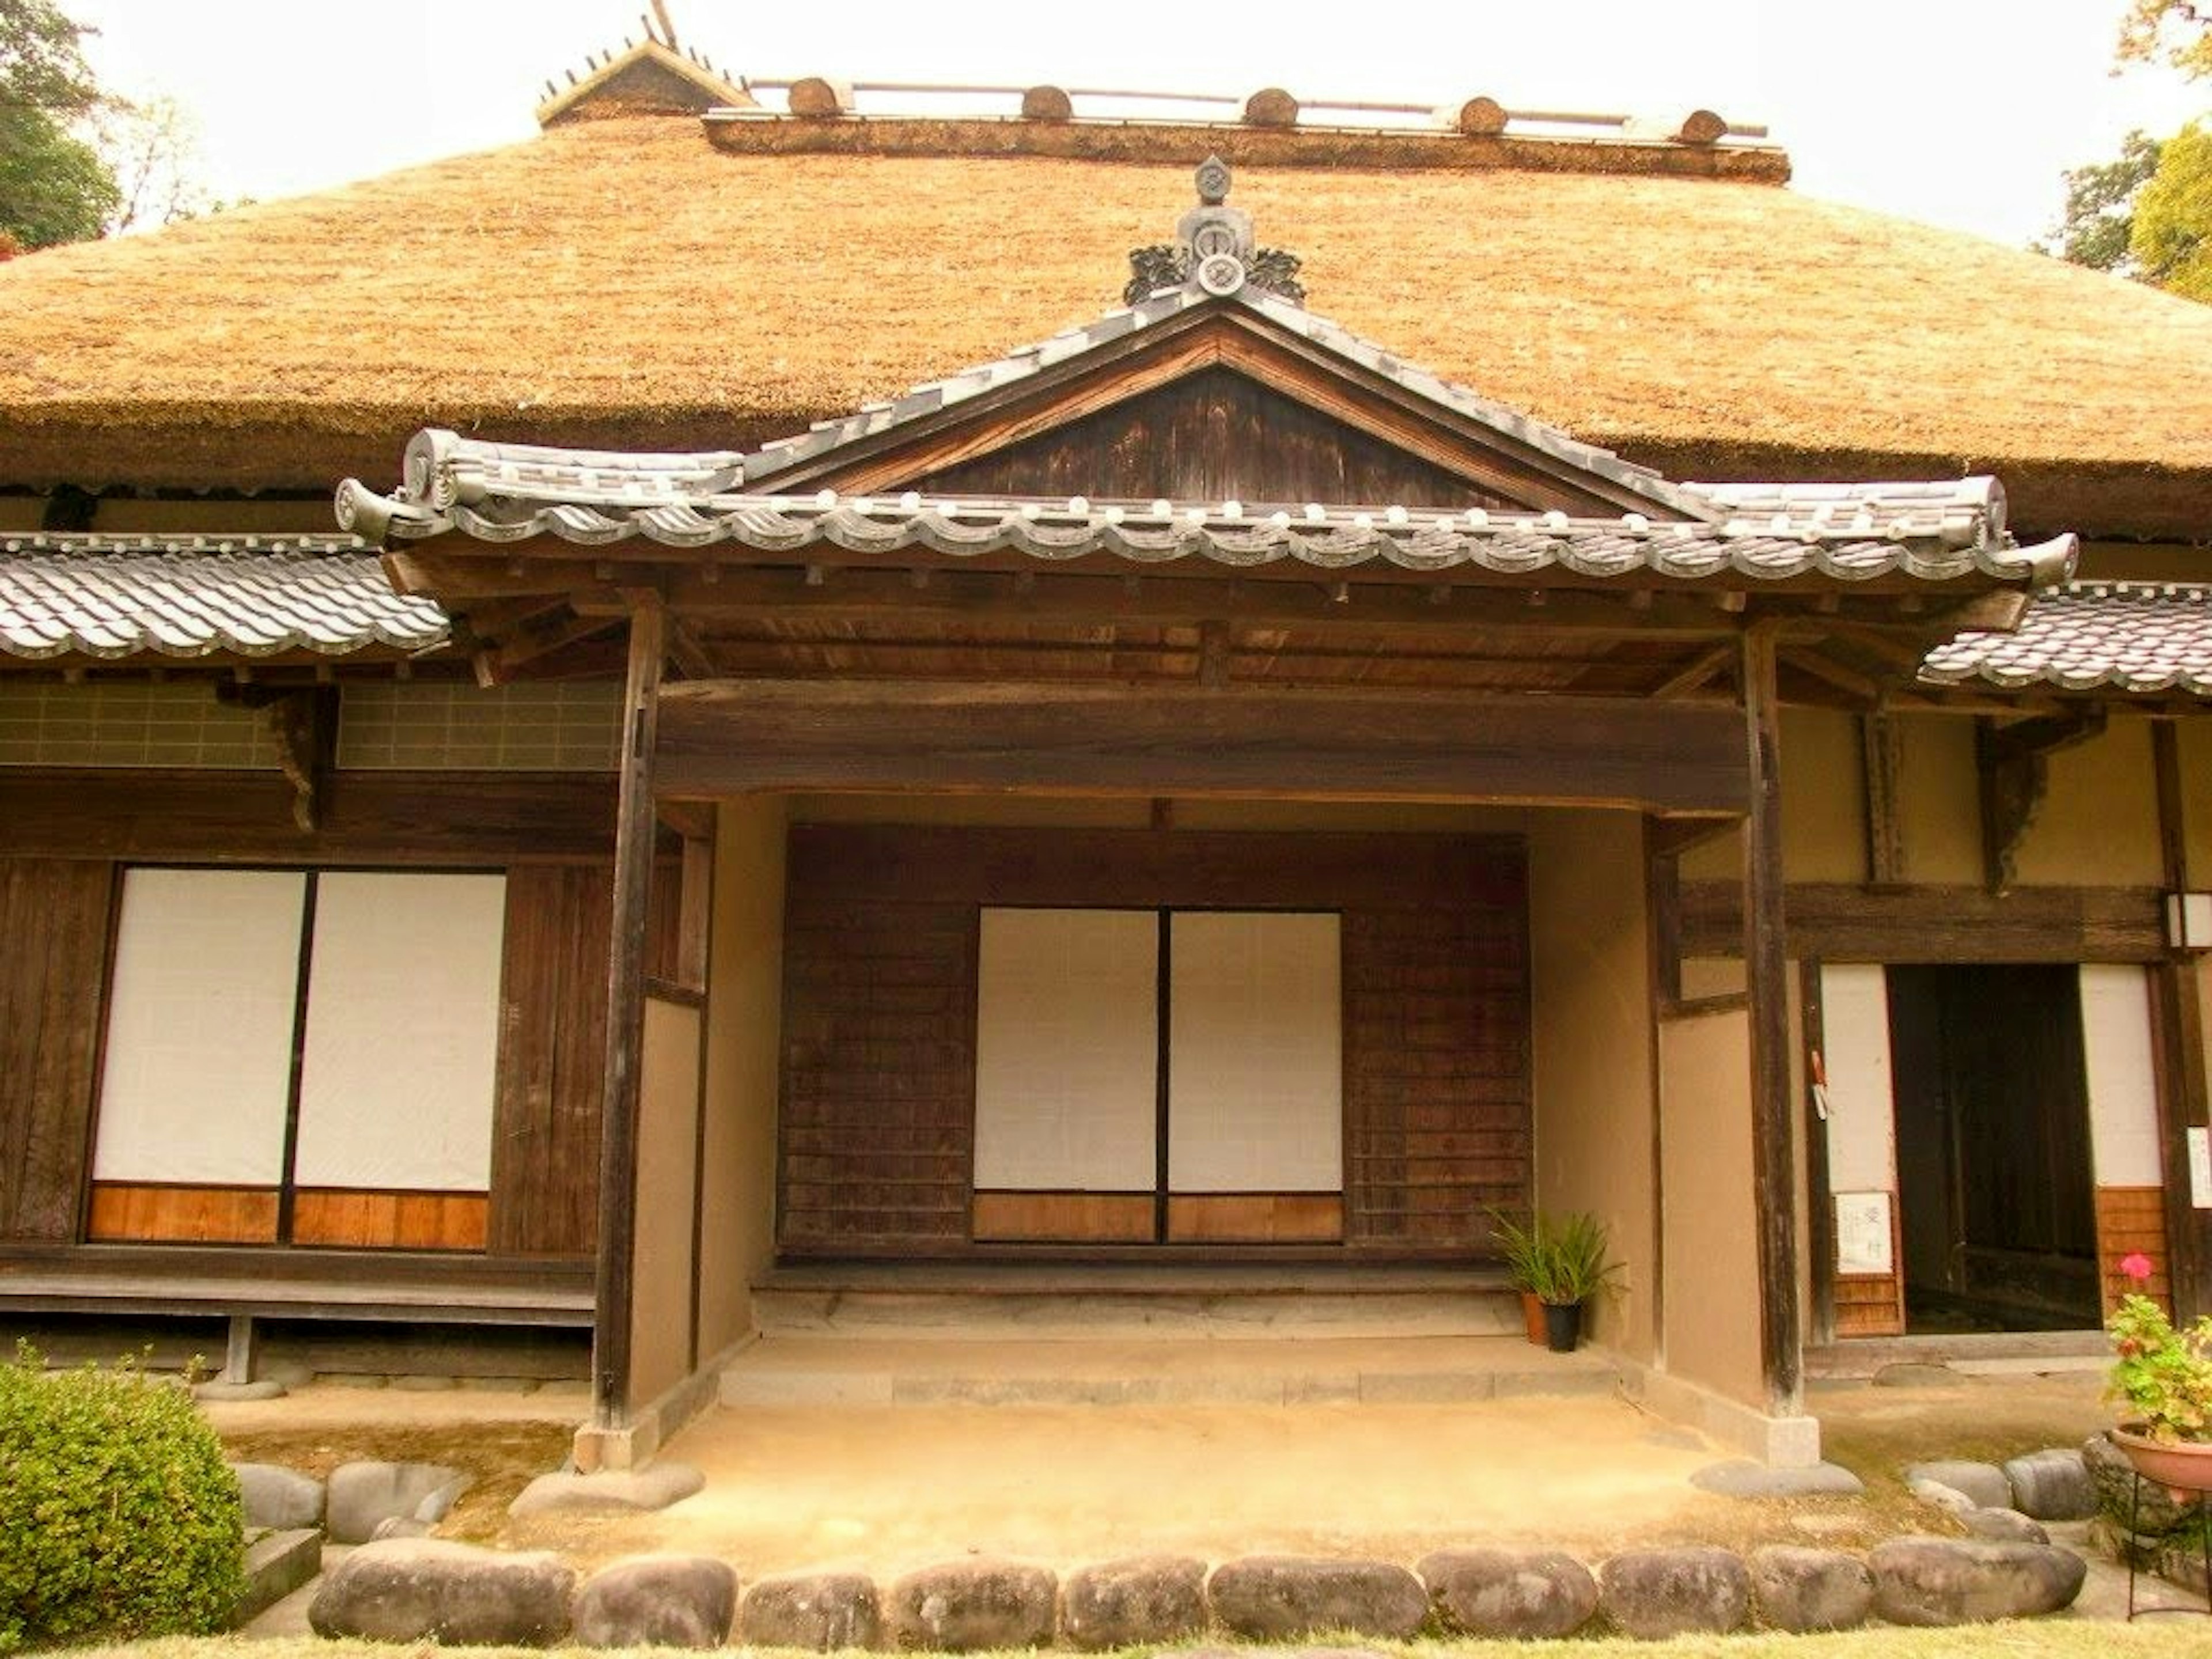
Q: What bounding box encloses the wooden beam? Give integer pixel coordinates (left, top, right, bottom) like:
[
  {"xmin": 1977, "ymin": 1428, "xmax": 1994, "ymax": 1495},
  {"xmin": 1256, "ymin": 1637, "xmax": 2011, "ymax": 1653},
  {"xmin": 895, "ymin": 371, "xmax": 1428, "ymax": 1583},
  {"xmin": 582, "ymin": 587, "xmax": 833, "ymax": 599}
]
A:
[
  {"xmin": 1978, "ymin": 709, "xmax": 2107, "ymax": 894},
  {"xmin": 1860, "ymin": 713, "xmax": 1906, "ymax": 886},
  {"xmin": 1679, "ymin": 880, "xmax": 2169, "ymax": 963},
  {"xmin": 1779, "ymin": 646, "xmax": 1884, "ymax": 707},
  {"xmin": 653, "ymin": 679, "xmax": 1749, "ymax": 811},
  {"xmin": 0, "ymin": 770, "xmax": 623, "ymax": 863},
  {"xmin": 1739, "ymin": 622, "xmax": 1802, "ymax": 1415},
  {"xmin": 476, "ymin": 613, "xmax": 618, "ymax": 688},
  {"xmin": 666, "ymin": 619, "xmax": 720, "ymax": 681},
  {"xmin": 1651, "ymin": 642, "xmax": 1734, "ymax": 700},
  {"xmin": 2153, "ymin": 722, "xmax": 2210, "ymax": 1319},
  {"xmin": 593, "ymin": 597, "xmax": 665, "ymax": 1431},
  {"xmin": 1800, "ymin": 956, "xmax": 1836, "ymax": 1346}
]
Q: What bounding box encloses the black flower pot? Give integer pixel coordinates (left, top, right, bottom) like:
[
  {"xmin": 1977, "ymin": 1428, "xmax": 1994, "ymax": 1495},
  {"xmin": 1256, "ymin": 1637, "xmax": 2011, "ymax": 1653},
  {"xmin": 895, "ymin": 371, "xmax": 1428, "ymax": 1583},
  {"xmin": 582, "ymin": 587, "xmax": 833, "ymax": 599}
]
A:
[{"xmin": 1542, "ymin": 1298, "xmax": 1582, "ymax": 1353}]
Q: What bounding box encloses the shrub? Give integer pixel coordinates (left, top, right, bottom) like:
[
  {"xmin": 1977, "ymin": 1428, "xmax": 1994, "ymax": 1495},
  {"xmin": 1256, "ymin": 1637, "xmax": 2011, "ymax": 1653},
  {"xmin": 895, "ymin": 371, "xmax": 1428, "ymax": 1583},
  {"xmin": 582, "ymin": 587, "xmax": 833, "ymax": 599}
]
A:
[{"xmin": 0, "ymin": 1346, "xmax": 244, "ymax": 1650}]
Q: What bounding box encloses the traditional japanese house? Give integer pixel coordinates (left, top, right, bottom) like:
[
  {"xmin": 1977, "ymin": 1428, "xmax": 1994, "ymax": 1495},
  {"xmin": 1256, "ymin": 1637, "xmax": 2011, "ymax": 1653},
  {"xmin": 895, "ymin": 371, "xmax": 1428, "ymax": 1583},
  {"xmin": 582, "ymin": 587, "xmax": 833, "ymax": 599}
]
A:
[{"xmin": 2, "ymin": 46, "xmax": 2207, "ymax": 1469}]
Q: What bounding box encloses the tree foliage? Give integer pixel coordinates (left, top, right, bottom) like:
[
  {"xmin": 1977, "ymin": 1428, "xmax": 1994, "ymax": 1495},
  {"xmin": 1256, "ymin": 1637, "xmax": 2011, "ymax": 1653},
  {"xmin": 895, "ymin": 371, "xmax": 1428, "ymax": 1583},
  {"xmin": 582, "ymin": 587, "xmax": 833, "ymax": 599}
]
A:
[
  {"xmin": 2118, "ymin": 0, "xmax": 2212, "ymax": 81},
  {"xmin": 2134, "ymin": 120, "xmax": 2212, "ymax": 298},
  {"xmin": 2046, "ymin": 129, "xmax": 2165, "ymax": 272},
  {"xmin": 0, "ymin": 0, "xmax": 119, "ymax": 249}
]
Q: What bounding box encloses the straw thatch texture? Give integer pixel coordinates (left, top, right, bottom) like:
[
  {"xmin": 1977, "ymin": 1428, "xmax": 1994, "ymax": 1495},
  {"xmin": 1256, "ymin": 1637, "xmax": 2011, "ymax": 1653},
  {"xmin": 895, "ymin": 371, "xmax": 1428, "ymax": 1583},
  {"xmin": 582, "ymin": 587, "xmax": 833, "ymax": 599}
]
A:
[{"xmin": 2, "ymin": 117, "xmax": 2209, "ymax": 535}]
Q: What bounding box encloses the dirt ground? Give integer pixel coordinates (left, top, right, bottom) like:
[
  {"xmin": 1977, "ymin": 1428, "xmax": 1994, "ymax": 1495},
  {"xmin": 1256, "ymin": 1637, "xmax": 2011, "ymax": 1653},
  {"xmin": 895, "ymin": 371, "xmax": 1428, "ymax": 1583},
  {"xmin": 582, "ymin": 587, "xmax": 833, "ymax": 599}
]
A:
[{"xmin": 204, "ymin": 1367, "xmax": 2116, "ymax": 1580}]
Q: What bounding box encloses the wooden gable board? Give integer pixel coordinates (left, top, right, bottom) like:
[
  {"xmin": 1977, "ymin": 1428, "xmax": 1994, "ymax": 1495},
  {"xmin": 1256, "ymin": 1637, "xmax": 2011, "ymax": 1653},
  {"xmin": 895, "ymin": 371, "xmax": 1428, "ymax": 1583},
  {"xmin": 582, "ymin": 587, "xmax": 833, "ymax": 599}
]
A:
[{"xmin": 749, "ymin": 299, "xmax": 1714, "ymax": 522}]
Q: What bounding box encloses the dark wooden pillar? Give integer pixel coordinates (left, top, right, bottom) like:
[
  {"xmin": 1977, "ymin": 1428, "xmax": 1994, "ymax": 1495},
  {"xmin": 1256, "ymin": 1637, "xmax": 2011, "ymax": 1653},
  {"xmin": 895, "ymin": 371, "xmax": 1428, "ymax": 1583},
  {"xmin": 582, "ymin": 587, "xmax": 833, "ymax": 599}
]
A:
[
  {"xmin": 1741, "ymin": 623, "xmax": 1802, "ymax": 1413},
  {"xmin": 593, "ymin": 597, "xmax": 666, "ymax": 1429},
  {"xmin": 2153, "ymin": 722, "xmax": 2210, "ymax": 1319}
]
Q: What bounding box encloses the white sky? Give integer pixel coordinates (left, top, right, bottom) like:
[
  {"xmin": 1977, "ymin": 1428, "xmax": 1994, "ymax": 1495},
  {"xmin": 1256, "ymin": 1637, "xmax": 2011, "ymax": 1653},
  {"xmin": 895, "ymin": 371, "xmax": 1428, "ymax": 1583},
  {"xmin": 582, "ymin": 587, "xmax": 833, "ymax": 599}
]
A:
[{"xmin": 69, "ymin": 0, "xmax": 2207, "ymax": 249}]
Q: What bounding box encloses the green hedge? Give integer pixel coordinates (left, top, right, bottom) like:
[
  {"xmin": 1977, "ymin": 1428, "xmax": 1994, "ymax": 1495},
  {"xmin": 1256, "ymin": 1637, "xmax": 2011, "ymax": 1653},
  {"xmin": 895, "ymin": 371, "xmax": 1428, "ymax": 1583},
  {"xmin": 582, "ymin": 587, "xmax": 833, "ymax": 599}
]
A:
[{"xmin": 0, "ymin": 1348, "xmax": 243, "ymax": 1650}]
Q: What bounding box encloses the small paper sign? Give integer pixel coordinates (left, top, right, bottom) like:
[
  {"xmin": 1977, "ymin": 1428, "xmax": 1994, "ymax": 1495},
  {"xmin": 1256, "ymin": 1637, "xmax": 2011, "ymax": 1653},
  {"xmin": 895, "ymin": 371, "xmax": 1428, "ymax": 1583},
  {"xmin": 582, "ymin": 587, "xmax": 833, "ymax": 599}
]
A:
[
  {"xmin": 2191, "ymin": 1126, "xmax": 2212, "ymax": 1210},
  {"xmin": 1835, "ymin": 1191, "xmax": 1894, "ymax": 1276}
]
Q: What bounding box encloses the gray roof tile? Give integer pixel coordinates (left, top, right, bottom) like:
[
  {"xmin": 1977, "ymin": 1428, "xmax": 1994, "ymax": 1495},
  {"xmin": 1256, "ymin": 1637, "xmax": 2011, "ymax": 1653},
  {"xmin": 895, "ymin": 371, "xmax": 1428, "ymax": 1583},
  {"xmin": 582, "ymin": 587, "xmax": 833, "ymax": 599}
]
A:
[
  {"xmin": 1920, "ymin": 582, "xmax": 2212, "ymax": 698},
  {"xmin": 0, "ymin": 535, "xmax": 449, "ymax": 661}
]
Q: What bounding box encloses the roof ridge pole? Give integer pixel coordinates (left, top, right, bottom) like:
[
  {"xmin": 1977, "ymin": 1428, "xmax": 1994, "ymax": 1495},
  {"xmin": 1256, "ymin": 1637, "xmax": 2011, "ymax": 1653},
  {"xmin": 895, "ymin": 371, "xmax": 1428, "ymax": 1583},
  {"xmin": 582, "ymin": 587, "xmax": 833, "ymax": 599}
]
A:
[
  {"xmin": 588, "ymin": 592, "xmax": 667, "ymax": 1449},
  {"xmin": 1740, "ymin": 617, "xmax": 1804, "ymax": 1423}
]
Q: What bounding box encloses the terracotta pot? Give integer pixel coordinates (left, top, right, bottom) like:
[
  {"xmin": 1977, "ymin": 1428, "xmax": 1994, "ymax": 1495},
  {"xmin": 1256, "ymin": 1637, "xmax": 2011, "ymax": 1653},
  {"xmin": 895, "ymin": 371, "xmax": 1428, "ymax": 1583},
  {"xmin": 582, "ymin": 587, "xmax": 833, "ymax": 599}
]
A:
[
  {"xmin": 1542, "ymin": 1299, "xmax": 1582, "ymax": 1354},
  {"xmin": 1520, "ymin": 1290, "xmax": 1546, "ymax": 1345},
  {"xmin": 2112, "ymin": 1425, "xmax": 2212, "ymax": 1499}
]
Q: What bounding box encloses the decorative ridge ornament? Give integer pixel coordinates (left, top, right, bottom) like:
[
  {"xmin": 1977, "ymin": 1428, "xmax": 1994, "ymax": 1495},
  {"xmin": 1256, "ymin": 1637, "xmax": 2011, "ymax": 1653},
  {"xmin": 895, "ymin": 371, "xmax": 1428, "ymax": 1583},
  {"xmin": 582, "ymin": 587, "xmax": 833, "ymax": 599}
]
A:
[{"xmin": 1123, "ymin": 156, "xmax": 1306, "ymax": 306}]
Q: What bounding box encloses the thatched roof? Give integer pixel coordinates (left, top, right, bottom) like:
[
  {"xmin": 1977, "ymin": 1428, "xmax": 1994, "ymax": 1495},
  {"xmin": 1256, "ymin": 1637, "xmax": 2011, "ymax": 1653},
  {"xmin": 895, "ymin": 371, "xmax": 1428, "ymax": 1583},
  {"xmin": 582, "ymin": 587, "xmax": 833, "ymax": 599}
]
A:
[{"xmin": 3, "ymin": 112, "xmax": 2210, "ymax": 537}]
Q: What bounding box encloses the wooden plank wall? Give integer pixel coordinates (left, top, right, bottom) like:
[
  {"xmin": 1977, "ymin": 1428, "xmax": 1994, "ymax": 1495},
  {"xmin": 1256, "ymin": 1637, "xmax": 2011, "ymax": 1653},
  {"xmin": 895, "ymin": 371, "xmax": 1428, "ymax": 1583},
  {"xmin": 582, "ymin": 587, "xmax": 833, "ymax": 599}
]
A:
[
  {"xmin": 778, "ymin": 825, "xmax": 1529, "ymax": 1254},
  {"xmin": 918, "ymin": 366, "xmax": 1516, "ymax": 510},
  {"xmin": 0, "ymin": 770, "xmax": 650, "ymax": 1260},
  {"xmin": 2096, "ymin": 1185, "xmax": 2173, "ymax": 1316},
  {"xmin": 0, "ymin": 859, "xmax": 113, "ymax": 1243}
]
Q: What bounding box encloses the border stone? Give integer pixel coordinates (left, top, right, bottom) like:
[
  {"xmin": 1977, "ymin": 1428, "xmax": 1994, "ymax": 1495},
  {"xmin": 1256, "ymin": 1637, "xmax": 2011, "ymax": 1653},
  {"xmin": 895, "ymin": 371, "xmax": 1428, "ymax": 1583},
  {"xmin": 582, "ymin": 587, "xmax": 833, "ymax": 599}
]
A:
[
  {"xmin": 1867, "ymin": 1537, "xmax": 2088, "ymax": 1626},
  {"xmin": 327, "ymin": 1461, "xmax": 468, "ymax": 1544},
  {"xmin": 740, "ymin": 1571, "xmax": 883, "ymax": 1651},
  {"xmin": 1207, "ymin": 1556, "xmax": 1427, "ymax": 1641},
  {"xmin": 235, "ymin": 1528, "xmax": 322, "ymax": 1625},
  {"xmin": 888, "ymin": 1559, "xmax": 1058, "ymax": 1652},
  {"xmin": 1059, "ymin": 1555, "xmax": 1206, "ymax": 1649},
  {"xmin": 1418, "ymin": 1547, "xmax": 1596, "ymax": 1638},
  {"xmin": 1597, "ymin": 1547, "xmax": 1749, "ymax": 1638},
  {"xmin": 509, "ymin": 1461, "xmax": 704, "ymax": 1516},
  {"xmin": 230, "ymin": 1462, "xmax": 324, "ymax": 1531},
  {"xmin": 1691, "ymin": 1459, "xmax": 1865, "ymax": 1498},
  {"xmin": 1902, "ymin": 1460, "xmax": 2010, "ymax": 1510},
  {"xmin": 573, "ymin": 1554, "xmax": 738, "ymax": 1649},
  {"xmin": 306, "ymin": 1538, "xmax": 574, "ymax": 1645},
  {"xmin": 2004, "ymin": 1448, "xmax": 2096, "ymax": 1521},
  {"xmin": 1747, "ymin": 1546, "xmax": 1871, "ymax": 1633},
  {"xmin": 1961, "ymin": 1507, "xmax": 2050, "ymax": 1544}
]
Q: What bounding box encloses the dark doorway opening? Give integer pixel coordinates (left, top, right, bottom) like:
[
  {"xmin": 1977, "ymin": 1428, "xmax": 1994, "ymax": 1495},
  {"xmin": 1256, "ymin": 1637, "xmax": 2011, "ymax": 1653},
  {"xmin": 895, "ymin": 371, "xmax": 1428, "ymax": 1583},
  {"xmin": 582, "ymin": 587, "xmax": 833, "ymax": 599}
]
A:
[{"xmin": 1887, "ymin": 964, "xmax": 2099, "ymax": 1332}]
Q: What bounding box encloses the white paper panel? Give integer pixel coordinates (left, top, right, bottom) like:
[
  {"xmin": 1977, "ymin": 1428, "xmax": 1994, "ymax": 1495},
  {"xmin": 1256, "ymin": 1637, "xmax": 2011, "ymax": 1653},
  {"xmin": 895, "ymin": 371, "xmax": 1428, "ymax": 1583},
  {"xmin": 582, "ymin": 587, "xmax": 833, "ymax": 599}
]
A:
[
  {"xmin": 1819, "ymin": 964, "xmax": 1898, "ymax": 1194},
  {"xmin": 1168, "ymin": 912, "xmax": 1342, "ymax": 1193},
  {"xmin": 2081, "ymin": 964, "xmax": 2162, "ymax": 1187},
  {"xmin": 974, "ymin": 908, "xmax": 1158, "ymax": 1191},
  {"xmin": 93, "ymin": 869, "xmax": 305, "ymax": 1184},
  {"xmin": 292, "ymin": 873, "xmax": 506, "ymax": 1191}
]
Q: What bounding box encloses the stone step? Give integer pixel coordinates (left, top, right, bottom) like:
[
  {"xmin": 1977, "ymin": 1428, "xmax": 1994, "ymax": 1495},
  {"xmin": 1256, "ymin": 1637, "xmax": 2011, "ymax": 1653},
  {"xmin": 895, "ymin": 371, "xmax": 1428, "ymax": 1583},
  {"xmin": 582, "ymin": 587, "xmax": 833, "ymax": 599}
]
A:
[
  {"xmin": 718, "ymin": 1331, "xmax": 1626, "ymax": 1408},
  {"xmin": 751, "ymin": 1266, "xmax": 1520, "ymax": 1341}
]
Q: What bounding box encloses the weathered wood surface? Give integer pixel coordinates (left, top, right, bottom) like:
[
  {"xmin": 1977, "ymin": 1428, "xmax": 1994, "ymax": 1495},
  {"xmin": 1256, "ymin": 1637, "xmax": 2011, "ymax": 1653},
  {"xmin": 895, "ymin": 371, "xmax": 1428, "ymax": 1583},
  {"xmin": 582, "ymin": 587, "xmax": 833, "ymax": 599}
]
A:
[
  {"xmin": 657, "ymin": 680, "xmax": 1747, "ymax": 809},
  {"xmin": 779, "ymin": 826, "xmax": 1529, "ymax": 1255},
  {"xmin": 0, "ymin": 771, "xmax": 622, "ymax": 862},
  {"xmin": 2153, "ymin": 723, "xmax": 2209, "ymax": 1319},
  {"xmin": 971, "ymin": 1192, "xmax": 1154, "ymax": 1243},
  {"xmin": 1166, "ymin": 1194, "xmax": 1344, "ymax": 1243},
  {"xmin": 0, "ymin": 859, "xmax": 112, "ymax": 1243},
  {"xmin": 489, "ymin": 866, "xmax": 613, "ymax": 1257},
  {"xmin": 1679, "ymin": 881, "xmax": 2168, "ymax": 962},
  {"xmin": 593, "ymin": 600, "xmax": 665, "ymax": 1426},
  {"xmin": 1739, "ymin": 625, "xmax": 1801, "ymax": 1411},
  {"xmin": 920, "ymin": 366, "xmax": 1517, "ymax": 510},
  {"xmin": 781, "ymin": 305, "xmax": 1686, "ymax": 519}
]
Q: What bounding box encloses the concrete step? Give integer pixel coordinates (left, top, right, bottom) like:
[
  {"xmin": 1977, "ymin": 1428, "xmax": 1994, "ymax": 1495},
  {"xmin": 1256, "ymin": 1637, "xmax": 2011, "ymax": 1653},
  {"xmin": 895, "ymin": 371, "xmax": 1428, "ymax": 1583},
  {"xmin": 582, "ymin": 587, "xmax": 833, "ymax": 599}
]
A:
[
  {"xmin": 751, "ymin": 1265, "xmax": 1520, "ymax": 1341},
  {"xmin": 718, "ymin": 1331, "xmax": 1626, "ymax": 1408}
]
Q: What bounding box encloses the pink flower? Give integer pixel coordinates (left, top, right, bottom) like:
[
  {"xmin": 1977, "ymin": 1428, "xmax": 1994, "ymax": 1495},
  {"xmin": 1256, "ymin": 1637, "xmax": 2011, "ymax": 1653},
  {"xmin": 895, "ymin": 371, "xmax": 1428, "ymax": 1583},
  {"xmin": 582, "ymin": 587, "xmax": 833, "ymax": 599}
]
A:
[{"xmin": 2120, "ymin": 1252, "xmax": 2156, "ymax": 1283}]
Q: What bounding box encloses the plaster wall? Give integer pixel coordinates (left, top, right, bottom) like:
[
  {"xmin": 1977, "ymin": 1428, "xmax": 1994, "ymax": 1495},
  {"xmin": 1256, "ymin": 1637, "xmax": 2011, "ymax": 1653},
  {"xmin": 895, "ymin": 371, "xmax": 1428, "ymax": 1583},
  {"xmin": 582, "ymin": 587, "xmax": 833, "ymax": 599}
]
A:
[
  {"xmin": 2012, "ymin": 721, "xmax": 2164, "ymax": 887},
  {"xmin": 2180, "ymin": 722, "xmax": 2211, "ymax": 886},
  {"xmin": 1525, "ymin": 808, "xmax": 1656, "ymax": 1361},
  {"xmin": 631, "ymin": 994, "xmax": 703, "ymax": 1407},
  {"xmin": 1657, "ymin": 1006, "xmax": 1764, "ymax": 1406},
  {"xmin": 696, "ymin": 794, "xmax": 789, "ymax": 1355}
]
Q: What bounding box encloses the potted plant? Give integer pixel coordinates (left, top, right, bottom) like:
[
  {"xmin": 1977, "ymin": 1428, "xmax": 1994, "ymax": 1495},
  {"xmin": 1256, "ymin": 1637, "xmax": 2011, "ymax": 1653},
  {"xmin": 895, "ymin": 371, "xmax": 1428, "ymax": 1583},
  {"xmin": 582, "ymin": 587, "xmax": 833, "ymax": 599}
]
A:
[
  {"xmin": 2106, "ymin": 1251, "xmax": 2212, "ymax": 1495},
  {"xmin": 1488, "ymin": 1207, "xmax": 1623, "ymax": 1353}
]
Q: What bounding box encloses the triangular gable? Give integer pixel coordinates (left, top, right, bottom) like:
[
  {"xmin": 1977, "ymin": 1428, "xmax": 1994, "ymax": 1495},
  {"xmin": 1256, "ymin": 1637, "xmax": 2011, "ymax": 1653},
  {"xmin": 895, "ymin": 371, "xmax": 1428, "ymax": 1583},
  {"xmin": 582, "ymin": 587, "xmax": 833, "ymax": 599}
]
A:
[
  {"xmin": 536, "ymin": 36, "xmax": 753, "ymax": 127},
  {"xmin": 734, "ymin": 160, "xmax": 1721, "ymax": 524}
]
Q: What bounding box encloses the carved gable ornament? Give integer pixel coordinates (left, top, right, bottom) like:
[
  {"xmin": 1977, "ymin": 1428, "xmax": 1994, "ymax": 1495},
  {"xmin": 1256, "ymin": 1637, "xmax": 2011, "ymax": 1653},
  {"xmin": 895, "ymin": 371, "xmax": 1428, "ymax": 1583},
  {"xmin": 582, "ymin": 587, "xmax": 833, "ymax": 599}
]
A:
[{"xmin": 1125, "ymin": 156, "xmax": 1305, "ymax": 306}]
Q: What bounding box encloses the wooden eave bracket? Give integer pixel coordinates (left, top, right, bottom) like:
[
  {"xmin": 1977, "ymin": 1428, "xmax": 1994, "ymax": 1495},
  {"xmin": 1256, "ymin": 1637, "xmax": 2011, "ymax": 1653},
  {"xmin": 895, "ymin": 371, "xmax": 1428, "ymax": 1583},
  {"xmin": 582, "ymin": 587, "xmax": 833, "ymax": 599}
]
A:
[
  {"xmin": 1977, "ymin": 707, "xmax": 2107, "ymax": 894},
  {"xmin": 218, "ymin": 684, "xmax": 336, "ymax": 832}
]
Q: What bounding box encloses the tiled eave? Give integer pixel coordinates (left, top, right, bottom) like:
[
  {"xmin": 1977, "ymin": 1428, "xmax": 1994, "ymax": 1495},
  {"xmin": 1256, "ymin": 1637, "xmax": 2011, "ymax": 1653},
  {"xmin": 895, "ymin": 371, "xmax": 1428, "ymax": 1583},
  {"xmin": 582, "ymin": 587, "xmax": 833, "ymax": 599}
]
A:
[
  {"xmin": 1921, "ymin": 582, "xmax": 2212, "ymax": 699},
  {"xmin": 338, "ymin": 480, "xmax": 2072, "ymax": 589},
  {"xmin": 0, "ymin": 534, "xmax": 450, "ymax": 662}
]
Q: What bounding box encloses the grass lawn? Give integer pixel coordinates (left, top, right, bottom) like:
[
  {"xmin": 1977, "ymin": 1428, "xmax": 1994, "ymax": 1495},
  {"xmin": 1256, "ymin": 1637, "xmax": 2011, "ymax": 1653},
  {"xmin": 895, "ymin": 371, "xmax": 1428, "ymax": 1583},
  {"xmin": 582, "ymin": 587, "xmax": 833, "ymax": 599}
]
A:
[{"xmin": 84, "ymin": 1626, "xmax": 2206, "ymax": 1658}]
